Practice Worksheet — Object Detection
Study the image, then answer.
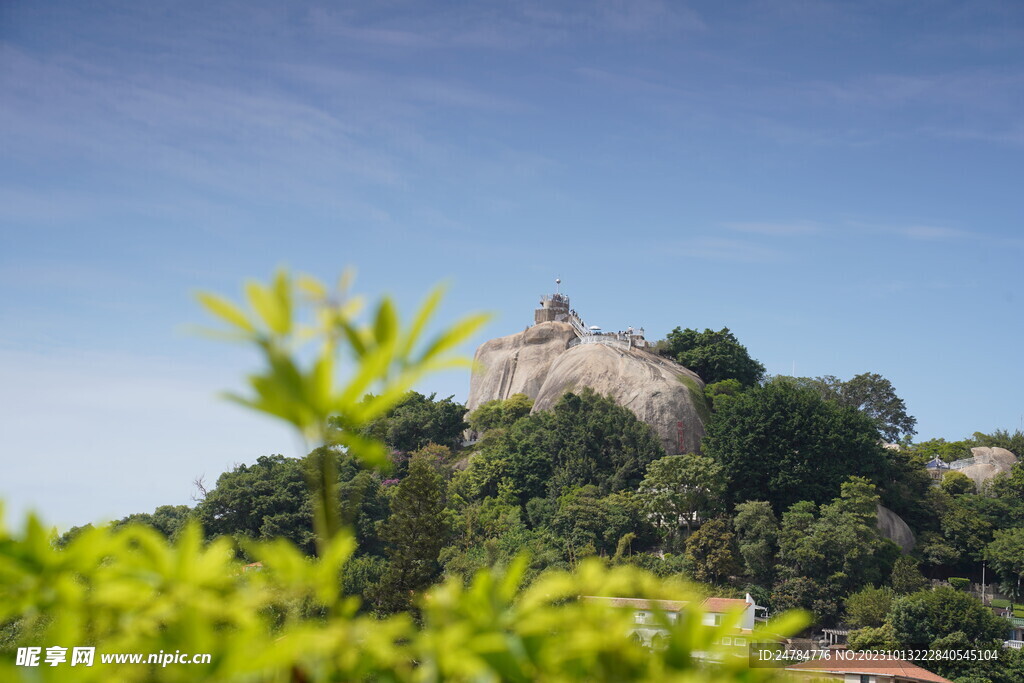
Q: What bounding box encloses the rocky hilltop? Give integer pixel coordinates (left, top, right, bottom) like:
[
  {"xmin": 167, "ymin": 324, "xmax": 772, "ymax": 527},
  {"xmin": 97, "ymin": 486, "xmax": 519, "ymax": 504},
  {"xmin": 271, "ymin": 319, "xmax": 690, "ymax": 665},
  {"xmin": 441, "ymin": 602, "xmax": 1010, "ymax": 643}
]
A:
[
  {"xmin": 467, "ymin": 307, "xmax": 709, "ymax": 454},
  {"xmin": 955, "ymin": 446, "xmax": 1018, "ymax": 488}
]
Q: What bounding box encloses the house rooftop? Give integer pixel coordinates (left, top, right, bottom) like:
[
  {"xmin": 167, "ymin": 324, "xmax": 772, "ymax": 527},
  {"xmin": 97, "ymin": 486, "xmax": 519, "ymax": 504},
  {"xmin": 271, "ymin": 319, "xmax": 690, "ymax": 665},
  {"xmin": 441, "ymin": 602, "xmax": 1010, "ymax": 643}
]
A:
[
  {"xmin": 787, "ymin": 656, "xmax": 952, "ymax": 683},
  {"xmin": 580, "ymin": 596, "xmax": 751, "ymax": 613}
]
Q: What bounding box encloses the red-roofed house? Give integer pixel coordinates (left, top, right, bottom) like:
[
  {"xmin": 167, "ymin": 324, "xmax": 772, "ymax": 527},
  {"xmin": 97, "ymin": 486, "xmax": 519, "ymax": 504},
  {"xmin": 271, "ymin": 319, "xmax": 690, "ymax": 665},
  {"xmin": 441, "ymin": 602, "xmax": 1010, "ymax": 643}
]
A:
[
  {"xmin": 787, "ymin": 656, "xmax": 953, "ymax": 683},
  {"xmin": 581, "ymin": 593, "xmax": 763, "ymax": 649}
]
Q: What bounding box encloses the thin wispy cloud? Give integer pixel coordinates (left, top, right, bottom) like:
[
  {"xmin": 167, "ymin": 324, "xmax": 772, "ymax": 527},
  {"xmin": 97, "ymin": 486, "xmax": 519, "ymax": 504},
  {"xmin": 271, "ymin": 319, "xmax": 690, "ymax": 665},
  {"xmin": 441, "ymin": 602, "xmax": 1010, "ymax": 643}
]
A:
[
  {"xmin": 309, "ymin": 0, "xmax": 704, "ymax": 52},
  {"xmin": 723, "ymin": 221, "xmax": 821, "ymax": 237},
  {"xmin": 898, "ymin": 225, "xmax": 974, "ymax": 241},
  {"xmin": 682, "ymin": 237, "xmax": 784, "ymax": 263}
]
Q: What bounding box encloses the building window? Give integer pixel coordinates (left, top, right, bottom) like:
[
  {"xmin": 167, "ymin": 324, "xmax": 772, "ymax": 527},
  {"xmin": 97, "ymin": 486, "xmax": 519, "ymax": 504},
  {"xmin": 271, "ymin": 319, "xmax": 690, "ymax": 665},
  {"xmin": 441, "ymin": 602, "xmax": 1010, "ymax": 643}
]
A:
[
  {"xmin": 721, "ymin": 637, "xmax": 732, "ymax": 646},
  {"xmin": 734, "ymin": 637, "xmax": 745, "ymax": 646}
]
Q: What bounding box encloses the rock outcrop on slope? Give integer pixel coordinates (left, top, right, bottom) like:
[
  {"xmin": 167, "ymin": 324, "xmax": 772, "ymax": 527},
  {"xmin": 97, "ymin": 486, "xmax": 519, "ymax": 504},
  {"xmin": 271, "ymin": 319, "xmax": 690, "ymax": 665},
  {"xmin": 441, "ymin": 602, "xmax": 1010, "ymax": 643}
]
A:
[
  {"xmin": 467, "ymin": 321, "xmax": 577, "ymax": 409},
  {"xmin": 467, "ymin": 321, "xmax": 708, "ymax": 454},
  {"xmin": 956, "ymin": 446, "xmax": 1018, "ymax": 489},
  {"xmin": 532, "ymin": 342, "xmax": 707, "ymax": 455},
  {"xmin": 877, "ymin": 504, "xmax": 915, "ymax": 553}
]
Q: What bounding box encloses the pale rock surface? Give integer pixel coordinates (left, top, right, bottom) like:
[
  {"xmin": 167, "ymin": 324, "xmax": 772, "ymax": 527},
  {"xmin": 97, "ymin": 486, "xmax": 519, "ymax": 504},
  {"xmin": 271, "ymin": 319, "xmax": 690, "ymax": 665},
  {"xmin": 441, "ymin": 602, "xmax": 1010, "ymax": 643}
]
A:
[
  {"xmin": 957, "ymin": 446, "xmax": 1018, "ymax": 489},
  {"xmin": 876, "ymin": 504, "xmax": 915, "ymax": 553},
  {"xmin": 466, "ymin": 322, "xmax": 577, "ymax": 411},
  {"xmin": 467, "ymin": 322, "xmax": 708, "ymax": 454},
  {"xmin": 532, "ymin": 343, "xmax": 708, "ymax": 455}
]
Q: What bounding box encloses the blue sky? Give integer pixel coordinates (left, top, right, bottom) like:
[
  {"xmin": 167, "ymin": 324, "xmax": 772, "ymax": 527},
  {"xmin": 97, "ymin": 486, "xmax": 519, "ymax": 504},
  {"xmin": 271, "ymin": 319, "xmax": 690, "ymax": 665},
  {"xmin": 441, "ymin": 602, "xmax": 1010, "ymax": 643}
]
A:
[{"xmin": 2, "ymin": 0, "xmax": 1023, "ymax": 528}]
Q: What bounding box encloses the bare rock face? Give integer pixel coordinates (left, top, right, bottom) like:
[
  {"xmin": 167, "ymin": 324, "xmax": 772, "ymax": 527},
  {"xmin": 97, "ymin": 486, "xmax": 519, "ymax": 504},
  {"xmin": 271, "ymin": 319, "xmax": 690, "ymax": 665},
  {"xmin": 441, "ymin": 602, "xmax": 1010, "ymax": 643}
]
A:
[
  {"xmin": 532, "ymin": 343, "xmax": 707, "ymax": 454},
  {"xmin": 876, "ymin": 504, "xmax": 915, "ymax": 554},
  {"xmin": 466, "ymin": 322, "xmax": 577, "ymax": 411},
  {"xmin": 468, "ymin": 321, "xmax": 709, "ymax": 454},
  {"xmin": 957, "ymin": 446, "xmax": 1018, "ymax": 489}
]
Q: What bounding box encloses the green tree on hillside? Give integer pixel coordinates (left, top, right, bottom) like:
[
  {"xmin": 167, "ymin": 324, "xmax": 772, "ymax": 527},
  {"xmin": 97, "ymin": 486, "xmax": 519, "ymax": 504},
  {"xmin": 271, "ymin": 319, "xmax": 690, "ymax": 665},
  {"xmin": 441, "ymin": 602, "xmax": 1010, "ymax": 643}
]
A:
[
  {"xmin": 890, "ymin": 556, "xmax": 928, "ymax": 594},
  {"xmin": 888, "ymin": 587, "xmax": 1006, "ymax": 647},
  {"xmin": 986, "ymin": 528, "xmax": 1024, "ymax": 601},
  {"xmin": 703, "ymin": 379, "xmax": 889, "ymax": 513},
  {"xmin": 467, "ymin": 393, "xmax": 533, "ymax": 433},
  {"xmin": 775, "ymin": 478, "xmax": 897, "ymax": 597},
  {"xmin": 660, "ymin": 327, "xmax": 765, "ymax": 387},
  {"xmin": 904, "ymin": 437, "xmax": 973, "ymax": 463},
  {"xmin": 797, "ymin": 372, "xmax": 917, "ymax": 441},
  {"xmin": 376, "ymin": 453, "xmax": 449, "ymax": 612},
  {"xmin": 196, "ymin": 454, "xmax": 317, "ymax": 554},
  {"xmin": 940, "ymin": 470, "xmax": 974, "ymax": 496},
  {"xmin": 684, "ymin": 518, "xmax": 740, "ymax": 584},
  {"xmin": 112, "ymin": 504, "xmax": 193, "ymax": 540},
  {"xmin": 638, "ymin": 453, "xmax": 725, "ymax": 547},
  {"xmin": 357, "ymin": 391, "xmax": 468, "ymax": 453},
  {"xmin": 468, "ymin": 389, "xmax": 665, "ymax": 504},
  {"xmin": 733, "ymin": 501, "xmax": 779, "ymax": 587},
  {"xmin": 845, "ymin": 586, "xmax": 894, "ymax": 628}
]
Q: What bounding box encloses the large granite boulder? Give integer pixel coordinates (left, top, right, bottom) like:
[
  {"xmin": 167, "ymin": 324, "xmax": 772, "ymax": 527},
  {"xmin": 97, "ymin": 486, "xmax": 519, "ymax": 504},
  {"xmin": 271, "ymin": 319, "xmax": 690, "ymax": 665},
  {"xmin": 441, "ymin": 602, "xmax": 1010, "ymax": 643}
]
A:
[
  {"xmin": 957, "ymin": 446, "xmax": 1018, "ymax": 489},
  {"xmin": 531, "ymin": 343, "xmax": 707, "ymax": 455},
  {"xmin": 877, "ymin": 504, "xmax": 915, "ymax": 553},
  {"xmin": 467, "ymin": 321, "xmax": 709, "ymax": 454},
  {"xmin": 466, "ymin": 321, "xmax": 577, "ymax": 411}
]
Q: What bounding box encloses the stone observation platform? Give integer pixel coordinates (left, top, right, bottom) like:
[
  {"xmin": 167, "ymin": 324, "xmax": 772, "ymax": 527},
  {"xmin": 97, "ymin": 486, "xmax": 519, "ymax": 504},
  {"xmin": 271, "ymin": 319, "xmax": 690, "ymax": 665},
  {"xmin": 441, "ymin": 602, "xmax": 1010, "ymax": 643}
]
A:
[{"xmin": 535, "ymin": 279, "xmax": 650, "ymax": 351}]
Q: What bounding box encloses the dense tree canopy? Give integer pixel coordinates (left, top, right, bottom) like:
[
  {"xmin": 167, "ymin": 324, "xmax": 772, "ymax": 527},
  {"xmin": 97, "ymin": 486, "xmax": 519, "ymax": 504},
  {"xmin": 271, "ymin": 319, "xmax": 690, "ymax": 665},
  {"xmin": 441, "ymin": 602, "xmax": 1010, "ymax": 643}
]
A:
[
  {"xmin": 659, "ymin": 327, "xmax": 765, "ymax": 387},
  {"xmin": 356, "ymin": 391, "xmax": 468, "ymax": 453},
  {"xmin": 376, "ymin": 452, "xmax": 449, "ymax": 612},
  {"xmin": 684, "ymin": 518, "xmax": 740, "ymax": 584},
  {"xmin": 702, "ymin": 379, "xmax": 889, "ymax": 513},
  {"xmin": 111, "ymin": 504, "xmax": 192, "ymax": 539},
  {"xmin": 844, "ymin": 586, "xmax": 894, "ymax": 629},
  {"xmin": 733, "ymin": 501, "xmax": 778, "ymax": 587},
  {"xmin": 986, "ymin": 527, "xmax": 1024, "ymax": 601},
  {"xmin": 196, "ymin": 454, "xmax": 317, "ymax": 553},
  {"xmin": 466, "ymin": 393, "xmax": 533, "ymax": 434},
  {"xmin": 795, "ymin": 372, "xmax": 917, "ymax": 441},
  {"xmin": 775, "ymin": 478, "xmax": 898, "ymax": 600},
  {"xmin": 888, "ymin": 586, "xmax": 1007, "ymax": 647},
  {"xmin": 468, "ymin": 389, "xmax": 666, "ymax": 504},
  {"xmin": 638, "ymin": 453, "xmax": 725, "ymax": 548}
]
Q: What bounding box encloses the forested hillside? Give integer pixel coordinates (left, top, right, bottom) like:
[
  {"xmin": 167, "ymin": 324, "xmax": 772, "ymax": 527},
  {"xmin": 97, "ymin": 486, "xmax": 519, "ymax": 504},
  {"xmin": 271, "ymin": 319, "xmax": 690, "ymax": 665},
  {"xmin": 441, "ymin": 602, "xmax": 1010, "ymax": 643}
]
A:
[{"xmin": 57, "ymin": 322, "xmax": 1024, "ymax": 682}]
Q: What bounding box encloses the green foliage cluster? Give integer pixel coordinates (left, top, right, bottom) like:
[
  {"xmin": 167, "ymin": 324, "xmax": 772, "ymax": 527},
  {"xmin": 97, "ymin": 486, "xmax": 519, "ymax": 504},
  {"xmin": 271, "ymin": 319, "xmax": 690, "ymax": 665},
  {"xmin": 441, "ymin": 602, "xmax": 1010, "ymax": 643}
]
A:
[
  {"xmin": 638, "ymin": 453, "xmax": 725, "ymax": 548},
  {"xmin": 844, "ymin": 586, "xmax": 894, "ymax": 628},
  {"xmin": 703, "ymin": 378, "xmax": 890, "ymax": 514},
  {"xmin": 196, "ymin": 454, "xmax": 318, "ymax": 554},
  {"xmin": 733, "ymin": 501, "xmax": 778, "ymax": 587},
  {"xmin": 466, "ymin": 393, "xmax": 533, "ymax": 434},
  {"xmin": 889, "ymin": 556, "xmax": 928, "ymax": 595},
  {"xmin": 683, "ymin": 518, "xmax": 740, "ymax": 584},
  {"xmin": 376, "ymin": 452, "xmax": 449, "ymax": 613},
  {"xmin": 769, "ymin": 478, "xmax": 899, "ymax": 622},
  {"xmin": 845, "ymin": 583, "xmax": 1024, "ymax": 681},
  {"xmin": 659, "ymin": 327, "xmax": 765, "ymax": 387},
  {"xmin": 357, "ymin": 391, "xmax": 469, "ymax": 455},
  {"xmin": 889, "ymin": 586, "xmax": 1007, "ymax": 647},
  {"xmin": 793, "ymin": 372, "xmax": 917, "ymax": 441},
  {"xmin": 467, "ymin": 388, "xmax": 665, "ymax": 505}
]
